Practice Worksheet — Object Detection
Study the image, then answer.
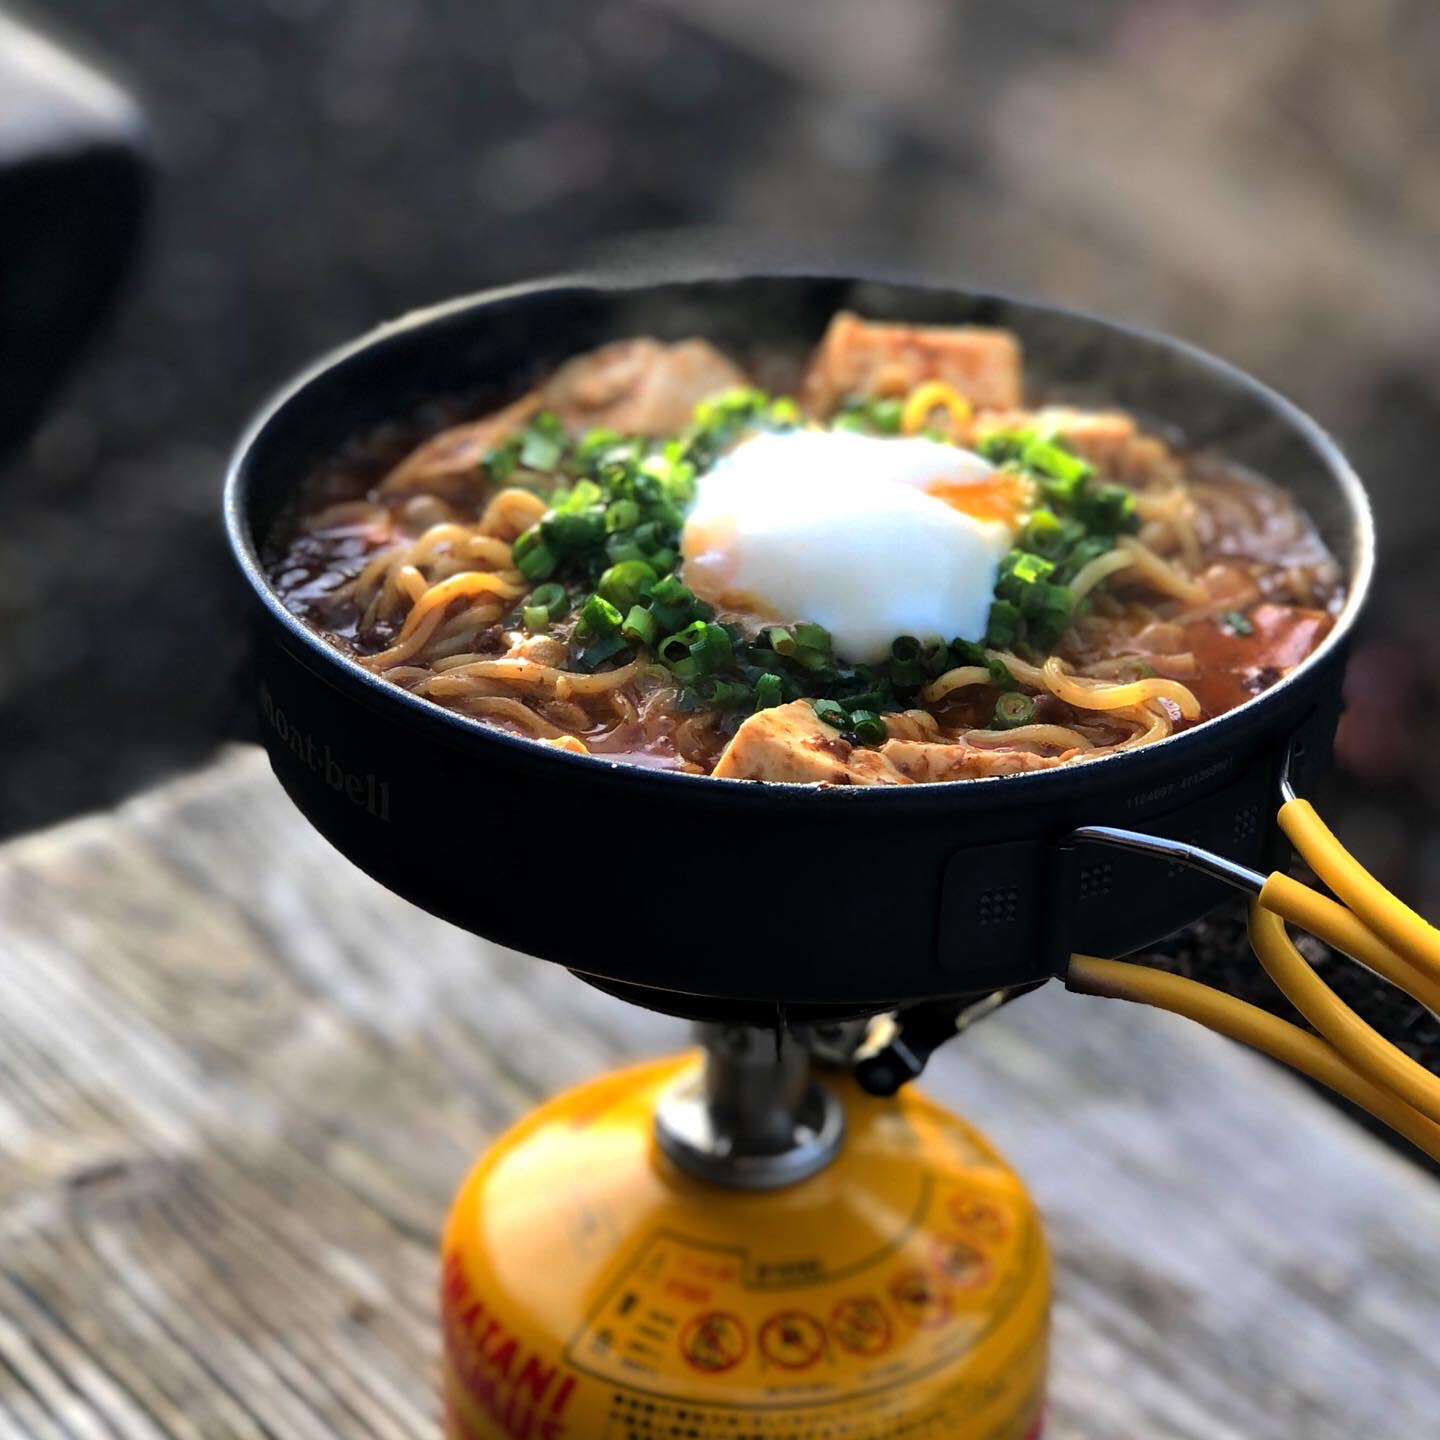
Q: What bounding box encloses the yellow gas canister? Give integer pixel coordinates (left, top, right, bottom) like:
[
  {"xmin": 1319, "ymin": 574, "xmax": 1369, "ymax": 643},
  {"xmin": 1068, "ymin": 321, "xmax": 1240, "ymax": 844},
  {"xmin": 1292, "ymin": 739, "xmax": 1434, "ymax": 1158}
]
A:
[{"xmin": 441, "ymin": 1051, "xmax": 1049, "ymax": 1440}]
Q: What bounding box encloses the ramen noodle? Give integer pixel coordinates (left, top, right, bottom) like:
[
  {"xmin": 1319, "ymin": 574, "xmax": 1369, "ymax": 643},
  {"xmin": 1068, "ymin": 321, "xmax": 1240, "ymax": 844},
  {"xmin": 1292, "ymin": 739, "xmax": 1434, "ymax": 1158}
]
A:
[{"xmin": 265, "ymin": 315, "xmax": 1343, "ymax": 784}]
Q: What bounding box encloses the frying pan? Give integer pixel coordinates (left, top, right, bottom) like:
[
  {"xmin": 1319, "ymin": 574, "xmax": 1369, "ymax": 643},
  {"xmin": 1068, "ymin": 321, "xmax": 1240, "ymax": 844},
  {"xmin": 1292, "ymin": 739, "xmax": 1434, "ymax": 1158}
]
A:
[{"xmin": 224, "ymin": 270, "xmax": 1372, "ymax": 1025}]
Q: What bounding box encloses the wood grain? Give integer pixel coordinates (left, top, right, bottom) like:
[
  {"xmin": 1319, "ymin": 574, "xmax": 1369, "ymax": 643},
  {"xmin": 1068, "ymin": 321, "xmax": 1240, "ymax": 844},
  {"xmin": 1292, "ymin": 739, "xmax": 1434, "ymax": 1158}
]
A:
[{"xmin": 0, "ymin": 748, "xmax": 1436, "ymax": 1439}]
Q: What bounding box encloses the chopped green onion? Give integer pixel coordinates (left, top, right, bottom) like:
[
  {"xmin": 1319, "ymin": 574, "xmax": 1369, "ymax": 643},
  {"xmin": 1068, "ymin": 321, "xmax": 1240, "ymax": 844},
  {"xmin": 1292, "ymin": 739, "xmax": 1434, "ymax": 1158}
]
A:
[
  {"xmin": 754, "ymin": 673, "xmax": 783, "ymax": 710},
  {"xmin": 647, "ymin": 601, "xmax": 689, "ymax": 635},
  {"xmin": 544, "ymin": 510, "xmax": 605, "ymax": 553},
  {"xmin": 519, "ymin": 427, "xmax": 564, "ymax": 472},
  {"xmin": 1021, "ymin": 508, "xmax": 1072, "ymax": 557},
  {"xmin": 949, "ymin": 638, "xmax": 988, "ymax": 667},
  {"xmin": 605, "ymin": 498, "xmax": 640, "ymax": 532},
  {"xmin": 1023, "ymin": 437, "xmax": 1092, "ymax": 486},
  {"xmin": 1004, "ymin": 549, "xmax": 1056, "ymax": 587},
  {"xmin": 987, "ymin": 656, "xmax": 1018, "ymax": 691},
  {"xmin": 676, "ymin": 687, "xmax": 705, "ymax": 712},
  {"xmin": 847, "ymin": 709, "xmax": 888, "ymax": 745},
  {"xmin": 891, "ymin": 635, "xmax": 922, "ymax": 662},
  {"xmin": 985, "ymin": 599, "xmax": 1022, "ymax": 649},
  {"xmin": 812, "ymin": 698, "xmax": 847, "ymax": 728},
  {"xmin": 1077, "ymin": 483, "xmax": 1138, "ymax": 534},
  {"xmin": 576, "ymin": 426, "xmax": 624, "ymax": 462},
  {"xmin": 648, "ymin": 546, "xmax": 678, "ymax": 574},
  {"xmin": 530, "ymin": 582, "xmax": 568, "ymax": 620},
  {"xmin": 789, "ymin": 645, "xmax": 831, "ymax": 673},
  {"xmin": 1063, "ymin": 536, "xmax": 1113, "ymax": 576},
  {"xmin": 577, "ymin": 633, "xmax": 629, "ymax": 669},
  {"xmin": 522, "ymin": 604, "xmax": 550, "ymax": 633},
  {"xmin": 598, "ymin": 560, "xmax": 657, "ymax": 610},
  {"xmin": 1111, "ymin": 657, "xmax": 1156, "ymax": 682},
  {"xmin": 1220, "ymin": 609, "xmax": 1254, "ymax": 636},
  {"xmin": 621, "ymin": 605, "xmax": 656, "ymax": 646},
  {"xmin": 697, "ymin": 676, "xmax": 750, "ymax": 709},
  {"xmin": 870, "ymin": 397, "xmax": 903, "ymax": 434},
  {"xmin": 605, "ymin": 534, "xmax": 649, "ymax": 566},
  {"xmin": 917, "ymin": 647, "xmax": 947, "ymax": 679},
  {"xmin": 650, "ymin": 574, "xmax": 695, "ymax": 607},
  {"xmin": 486, "ymin": 440, "xmax": 520, "ymax": 482},
  {"xmin": 688, "ymin": 622, "xmax": 734, "ymax": 675},
  {"xmin": 992, "ymin": 691, "xmax": 1037, "ymax": 729},
  {"xmin": 578, "ymin": 593, "xmax": 622, "ymax": 638},
  {"xmin": 767, "ymin": 627, "xmax": 797, "ymax": 657},
  {"xmin": 843, "ymin": 690, "xmax": 886, "ymax": 713},
  {"xmin": 658, "ymin": 620, "xmax": 708, "ymax": 665},
  {"xmin": 889, "ymin": 658, "xmax": 925, "ymax": 688},
  {"xmin": 977, "ymin": 428, "xmax": 1035, "ymax": 464},
  {"xmin": 787, "ymin": 624, "xmax": 829, "ymax": 653},
  {"xmin": 515, "ymin": 537, "xmax": 558, "ymax": 581}
]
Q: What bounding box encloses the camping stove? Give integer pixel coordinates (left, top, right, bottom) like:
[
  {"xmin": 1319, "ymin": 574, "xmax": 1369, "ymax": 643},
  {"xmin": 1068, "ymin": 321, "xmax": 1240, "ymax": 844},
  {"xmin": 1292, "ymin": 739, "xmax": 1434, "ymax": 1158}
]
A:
[{"xmin": 440, "ymin": 1014, "xmax": 1049, "ymax": 1439}]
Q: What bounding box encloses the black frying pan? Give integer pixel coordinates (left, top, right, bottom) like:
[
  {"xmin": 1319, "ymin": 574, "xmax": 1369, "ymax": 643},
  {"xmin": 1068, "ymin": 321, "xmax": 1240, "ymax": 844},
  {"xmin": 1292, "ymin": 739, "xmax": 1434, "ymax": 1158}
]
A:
[{"xmin": 224, "ymin": 271, "xmax": 1372, "ymax": 1024}]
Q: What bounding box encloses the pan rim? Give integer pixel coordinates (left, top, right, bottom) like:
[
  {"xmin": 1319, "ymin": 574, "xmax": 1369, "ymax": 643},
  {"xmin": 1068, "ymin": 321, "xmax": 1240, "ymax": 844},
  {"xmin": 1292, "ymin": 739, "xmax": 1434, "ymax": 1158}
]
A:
[{"xmin": 224, "ymin": 265, "xmax": 1374, "ymax": 802}]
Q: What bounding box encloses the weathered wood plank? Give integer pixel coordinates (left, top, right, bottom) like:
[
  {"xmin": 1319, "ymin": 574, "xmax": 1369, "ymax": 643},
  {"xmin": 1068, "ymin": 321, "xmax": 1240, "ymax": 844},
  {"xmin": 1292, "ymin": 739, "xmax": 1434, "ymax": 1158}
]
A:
[{"xmin": 0, "ymin": 747, "xmax": 1437, "ymax": 1439}]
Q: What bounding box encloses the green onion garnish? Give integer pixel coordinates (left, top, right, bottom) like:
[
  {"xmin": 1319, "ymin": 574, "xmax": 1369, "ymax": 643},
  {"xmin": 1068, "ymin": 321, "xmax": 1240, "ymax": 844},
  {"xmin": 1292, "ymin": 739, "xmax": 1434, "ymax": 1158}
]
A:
[
  {"xmin": 767, "ymin": 627, "xmax": 798, "ymax": 657},
  {"xmin": 848, "ymin": 710, "xmax": 888, "ymax": 745},
  {"xmin": 605, "ymin": 498, "xmax": 640, "ymax": 532},
  {"xmin": 754, "ymin": 673, "xmax": 783, "ymax": 710},
  {"xmin": 870, "ymin": 397, "xmax": 903, "ymax": 434},
  {"xmin": 812, "ymin": 698, "xmax": 847, "ymax": 728},
  {"xmin": 792, "ymin": 622, "xmax": 832, "ymax": 654},
  {"xmin": 530, "ymin": 582, "xmax": 568, "ymax": 620},
  {"xmin": 658, "ymin": 620, "xmax": 708, "ymax": 665},
  {"xmin": 985, "ymin": 599, "xmax": 1022, "ymax": 649},
  {"xmin": 697, "ymin": 676, "xmax": 750, "ymax": 709},
  {"xmin": 987, "ymin": 656, "xmax": 1019, "ymax": 691},
  {"xmin": 578, "ymin": 593, "xmax": 622, "ymax": 639},
  {"xmin": 597, "ymin": 560, "xmax": 657, "ymax": 610},
  {"xmin": 1220, "ymin": 610, "xmax": 1254, "ymax": 636},
  {"xmin": 522, "ymin": 605, "xmax": 550, "ymax": 633},
  {"xmin": 992, "ymin": 691, "xmax": 1037, "ymax": 729},
  {"xmin": 519, "ymin": 428, "xmax": 563, "ymax": 473},
  {"xmin": 515, "ymin": 537, "xmax": 558, "ymax": 582},
  {"xmin": 577, "ymin": 633, "xmax": 629, "ymax": 669},
  {"xmin": 621, "ymin": 605, "xmax": 656, "ymax": 646}
]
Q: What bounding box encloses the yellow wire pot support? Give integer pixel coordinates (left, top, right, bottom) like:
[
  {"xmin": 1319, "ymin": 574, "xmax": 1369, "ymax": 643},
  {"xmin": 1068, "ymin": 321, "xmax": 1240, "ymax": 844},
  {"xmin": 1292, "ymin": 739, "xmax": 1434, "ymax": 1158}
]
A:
[{"xmin": 1066, "ymin": 779, "xmax": 1440, "ymax": 1164}]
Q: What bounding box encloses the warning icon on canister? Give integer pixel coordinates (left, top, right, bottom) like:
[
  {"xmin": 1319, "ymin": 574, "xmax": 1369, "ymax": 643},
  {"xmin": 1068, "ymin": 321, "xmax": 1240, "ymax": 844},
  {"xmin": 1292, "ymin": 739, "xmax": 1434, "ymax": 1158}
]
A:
[
  {"xmin": 679, "ymin": 1312, "xmax": 748, "ymax": 1374},
  {"xmin": 830, "ymin": 1296, "xmax": 892, "ymax": 1357},
  {"xmin": 889, "ymin": 1269, "xmax": 951, "ymax": 1329},
  {"xmin": 949, "ymin": 1195, "xmax": 1011, "ymax": 1244},
  {"xmin": 931, "ymin": 1236, "xmax": 992, "ymax": 1292},
  {"xmin": 758, "ymin": 1311, "xmax": 826, "ymax": 1370}
]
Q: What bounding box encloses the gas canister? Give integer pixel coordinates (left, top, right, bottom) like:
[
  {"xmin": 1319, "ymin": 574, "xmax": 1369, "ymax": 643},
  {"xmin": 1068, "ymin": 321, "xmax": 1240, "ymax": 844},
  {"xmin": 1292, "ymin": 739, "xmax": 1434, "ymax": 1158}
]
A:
[{"xmin": 441, "ymin": 1054, "xmax": 1049, "ymax": 1439}]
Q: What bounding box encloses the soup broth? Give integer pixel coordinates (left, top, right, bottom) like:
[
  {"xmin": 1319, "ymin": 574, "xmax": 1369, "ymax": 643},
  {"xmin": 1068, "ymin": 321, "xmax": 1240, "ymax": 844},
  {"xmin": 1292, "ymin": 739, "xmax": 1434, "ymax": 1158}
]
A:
[{"xmin": 265, "ymin": 315, "xmax": 1342, "ymax": 785}]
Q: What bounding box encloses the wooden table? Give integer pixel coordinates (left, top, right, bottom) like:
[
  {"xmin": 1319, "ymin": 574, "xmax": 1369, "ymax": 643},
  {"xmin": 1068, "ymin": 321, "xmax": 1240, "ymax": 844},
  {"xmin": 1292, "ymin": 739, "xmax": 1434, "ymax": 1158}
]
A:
[{"xmin": 1, "ymin": 748, "xmax": 1437, "ymax": 1439}]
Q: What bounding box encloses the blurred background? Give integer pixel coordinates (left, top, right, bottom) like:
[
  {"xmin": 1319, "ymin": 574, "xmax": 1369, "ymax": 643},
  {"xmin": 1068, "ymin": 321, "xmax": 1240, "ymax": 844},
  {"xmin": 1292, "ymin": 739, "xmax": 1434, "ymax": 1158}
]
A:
[{"xmin": 2, "ymin": 0, "xmax": 1439, "ymax": 906}]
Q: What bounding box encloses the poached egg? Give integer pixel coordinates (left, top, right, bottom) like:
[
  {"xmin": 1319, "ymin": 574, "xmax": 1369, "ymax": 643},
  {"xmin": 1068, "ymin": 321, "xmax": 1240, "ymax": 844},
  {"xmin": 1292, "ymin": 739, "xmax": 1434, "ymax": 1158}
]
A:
[{"xmin": 680, "ymin": 429, "xmax": 1032, "ymax": 663}]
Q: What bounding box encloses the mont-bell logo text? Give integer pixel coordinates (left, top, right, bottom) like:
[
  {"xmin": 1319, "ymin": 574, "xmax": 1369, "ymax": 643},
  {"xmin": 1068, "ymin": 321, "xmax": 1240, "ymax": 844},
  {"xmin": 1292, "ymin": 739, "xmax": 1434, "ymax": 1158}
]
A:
[{"xmin": 260, "ymin": 682, "xmax": 391, "ymax": 821}]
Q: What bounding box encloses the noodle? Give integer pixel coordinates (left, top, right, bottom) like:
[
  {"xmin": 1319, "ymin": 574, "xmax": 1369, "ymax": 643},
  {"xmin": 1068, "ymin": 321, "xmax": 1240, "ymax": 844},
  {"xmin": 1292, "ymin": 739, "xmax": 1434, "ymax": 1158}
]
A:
[
  {"xmin": 455, "ymin": 695, "xmax": 569, "ymax": 737},
  {"xmin": 444, "ymin": 657, "xmax": 641, "ymax": 696},
  {"xmin": 1113, "ymin": 703, "xmax": 1173, "ymax": 749},
  {"xmin": 1068, "ymin": 548, "xmax": 1136, "ymax": 602},
  {"xmin": 964, "ymin": 724, "xmax": 1094, "ymax": 752},
  {"xmin": 901, "ymin": 381, "xmax": 972, "ymax": 437},
  {"xmin": 1040, "ymin": 656, "xmax": 1202, "ymax": 720},
  {"xmin": 268, "ymin": 322, "xmax": 1343, "ymax": 782},
  {"xmin": 480, "ymin": 487, "xmax": 547, "ymax": 539},
  {"xmin": 921, "ymin": 665, "xmax": 992, "ymax": 704},
  {"xmin": 1113, "ymin": 536, "xmax": 1209, "ymax": 606}
]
